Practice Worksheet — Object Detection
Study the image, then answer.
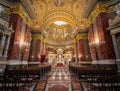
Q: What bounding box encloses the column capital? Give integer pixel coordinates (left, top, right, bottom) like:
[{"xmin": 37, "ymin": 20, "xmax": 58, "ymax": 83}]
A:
[
  {"xmin": 111, "ymin": 34, "xmax": 116, "ymax": 38},
  {"xmin": 10, "ymin": 5, "xmax": 32, "ymax": 26},
  {"xmin": 86, "ymin": 3, "xmax": 108, "ymax": 27},
  {"xmin": 76, "ymin": 33, "xmax": 88, "ymax": 41}
]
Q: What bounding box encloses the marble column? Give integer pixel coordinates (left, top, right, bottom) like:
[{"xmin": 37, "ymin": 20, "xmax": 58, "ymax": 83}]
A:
[
  {"xmin": 3, "ymin": 35, "xmax": 11, "ymax": 57},
  {"xmin": 84, "ymin": 39, "xmax": 91, "ymax": 61},
  {"xmin": 7, "ymin": 14, "xmax": 23, "ymax": 60},
  {"xmin": 78, "ymin": 39, "xmax": 91, "ymax": 61},
  {"xmin": 96, "ymin": 12, "xmax": 115, "ymax": 59},
  {"xmin": 0, "ymin": 35, "xmax": 6, "ymax": 56},
  {"xmin": 29, "ymin": 39, "xmax": 36, "ymax": 61},
  {"xmin": 112, "ymin": 34, "xmax": 120, "ymax": 59},
  {"xmin": 34, "ymin": 39, "xmax": 41, "ymax": 61},
  {"xmin": 74, "ymin": 43, "xmax": 77, "ymax": 62},
  {"xmin": 44, "ymin": 42, "xmax": 46, "ymax": 54},
  {"xmin": 40, "ymin": 41, "xmax": 43, "ymax": 54},
  {"xmin": 77, "ymin": 40, "xmax": 80, "ymax": 61}
]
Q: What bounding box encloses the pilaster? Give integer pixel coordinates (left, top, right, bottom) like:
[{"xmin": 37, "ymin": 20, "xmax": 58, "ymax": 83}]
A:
[
  {"xmin": 111, "ymin": 34, "xmax": 120, "ymax": 59},
  {"xmin": 8, "ymin": 14, "xmax": 23, "ymax": 60},
  {"xmin": 96, "ymin": 12, "xmax": 115, "ymax": 59},
  {"xmin": 0, "ymin": 35, "xmax": 6, "ymax": 56},
  {"xmin": 3, "ymin": 36, "xmax": 11, "ymax": 57}
]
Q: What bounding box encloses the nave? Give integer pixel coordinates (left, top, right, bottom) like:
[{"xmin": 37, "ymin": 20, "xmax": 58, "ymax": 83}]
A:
[
  {"xmin": 1, "ymin": 64, "xmax": 120, "ymax": 91},
  {"xmin": 0, "ymin": 0, "xmax": 120, "ymax": 91},
  {"xmin": 0, "ymin": 66, "xmax": 83, "ymax": 91},
  {"xmin": 34, "ymin": 67, "xmax": 82, "ymax": 91},
  {"xmin": 21, "ymin": 66, "xmax": 120, "ymax": 91}
]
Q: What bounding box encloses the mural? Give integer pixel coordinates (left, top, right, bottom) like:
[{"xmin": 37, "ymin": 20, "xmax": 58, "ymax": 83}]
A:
[{"xmin": 54, "ymin": 0, "xmax": 65, "ymax": 6}]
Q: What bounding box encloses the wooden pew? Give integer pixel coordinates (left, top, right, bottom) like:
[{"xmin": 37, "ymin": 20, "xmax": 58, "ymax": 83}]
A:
[
  {"xmin": 69, "ymin": 65, "xmax": 120, "ymax": 91},
  {"xmin": 0, "ymin": 65, "xmax": 51, "ymax": 91}
]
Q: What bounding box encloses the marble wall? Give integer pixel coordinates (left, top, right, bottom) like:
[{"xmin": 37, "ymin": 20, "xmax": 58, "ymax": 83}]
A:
[
  {"xmin": 8, "ymin": 14, "xmax": 23, "ymax": 60},
  {"xmin": 22, "ymin": 25, "xmax": 31, "ymax": 61},
  {"xmin": 88, "ymin": 12, "xmax": 116, "ymax": 60},
  {"xmin": 96, "ymin": 12, "xmax": 115, "ymax": 59},
  {"xmin": 7, "ymin": 14, "xmax": 31, "ymax": 61},
  {"xmin": 77, "ymin": 39, "xmax": 91, "ymax": 61},
  {"xmin": 29, "ymin": 39, "xmax": 45, "ymax": 62}
]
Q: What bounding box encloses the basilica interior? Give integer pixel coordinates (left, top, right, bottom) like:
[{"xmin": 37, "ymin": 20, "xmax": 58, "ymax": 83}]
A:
[{"xmin": 0, "ymin": 0, "xmax": 120, "ymax": 91}]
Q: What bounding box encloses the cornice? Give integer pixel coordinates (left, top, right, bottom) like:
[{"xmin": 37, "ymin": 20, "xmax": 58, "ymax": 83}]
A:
[
  {"xmin": 108, "ymin": 0, "xmax": 120, "ymax": 6},
  {"xmin": 108, "ymin": 23, "xmax": 120, "ymax": 31},
  {"xmin": 20, "ymin": 0, "xmax": 35, "ymax": 18},
  {"xmin": 46, "ymin": 43, "xmax": 74, "ymax": 48},
  {"xmin": 83, "ymin": 0, "xmax": 97, "ymax": 18},
  {"xmin": 107, "ymin": 1, "xmax": 120, "ymax": 13},
  {"xmin": 86, "ymin": 3, "xmax": 108, "ymax": 27},
  {"xmin": 0, "ymin": 17, "xmax": 9, "ymax": 28},
  {"xmin": 0, "ymin": 0, "xmax": 12, "ymax": 7}
]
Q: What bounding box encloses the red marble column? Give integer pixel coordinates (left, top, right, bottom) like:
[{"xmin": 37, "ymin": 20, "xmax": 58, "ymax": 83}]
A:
[
  {"xmin": 96, "ymin": 12, "xmax": 115, "ymax": 59},
  {"xmin": 35, "ymin": 39, "xmax": 41, "ymax": 61},
  {"xmin": 28, "ymin": 39, "xmax": 33, "ymax": 61},
  {"xmin": 7, "ymin": 14, "xmax": 23, "ymax": 60},
  {"xmin": 88, "ymin": 24, "xmax": 96, "ymax": 60},
  {"xmin": 78, "ymin": 39, "xmax": 84, "ymax": 61},
  {"xmin": 78, "ymin": 39, "xmax": 91, "ymax": 61},
  {"xmin": 22, "ymin": 25, "xmax": 31, "ymax": 61},
  {"xmin": 76, "ymin": 41, "xmax": 79, "ymax": 61},
  {"xmin": 41, "ymin": 42, "xmax": 44, "ymax": 54},
  {"xmin": 40, "ymin": 41, "xmax": 46, "ymax": 63}
]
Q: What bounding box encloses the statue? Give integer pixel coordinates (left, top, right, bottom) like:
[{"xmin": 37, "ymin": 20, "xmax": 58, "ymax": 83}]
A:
[{"xmin": 54, "ymin": 0, "xmax": 65, "ymax": 6}]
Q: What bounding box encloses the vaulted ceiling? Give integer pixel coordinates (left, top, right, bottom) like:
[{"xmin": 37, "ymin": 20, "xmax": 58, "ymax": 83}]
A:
[
  {"xmin": 30, "ymin": 0, "xmax": 87, "ymax": 46},
  {"xmin": 31, "ymin": 0, "xmax": 85, "ymax": 26},
  {"xmin": 3, "ymin": 0, "xmax": 111, "ymax": 47}
]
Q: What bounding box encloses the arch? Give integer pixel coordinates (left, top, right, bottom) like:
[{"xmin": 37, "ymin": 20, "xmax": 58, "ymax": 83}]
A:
[{"xmin": 41, "ymin": 11, "xmax": 78, "ymax": 30}]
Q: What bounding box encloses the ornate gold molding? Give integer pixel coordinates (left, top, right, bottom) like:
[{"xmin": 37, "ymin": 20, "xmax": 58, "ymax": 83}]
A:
[
  {"xmin": 42, "ymin": 12, "xmax": 78, "ymax": 29},
  {"xmin": 10, "ymin": 5, "xmax": 32, "ymax": 26},
  {"xmin": 32, "ymin": 34, "xmax": 45, "ymax": 42},
  {"xmin": 86, "ymin": 3, "xmax": 108, "ymax": 27},
  {"xmin": 76, "ymin": 33, "xmax": 88, "ymax": 41}
]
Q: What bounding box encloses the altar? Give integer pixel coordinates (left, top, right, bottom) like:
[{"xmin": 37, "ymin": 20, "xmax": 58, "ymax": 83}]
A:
[
  {"xmin": 56, "ymin": 61, "xmax": 65, "ymax": 67},
  {"xmin": 48, "ymin": 48, "xmax": 72, "ymax": 67}
]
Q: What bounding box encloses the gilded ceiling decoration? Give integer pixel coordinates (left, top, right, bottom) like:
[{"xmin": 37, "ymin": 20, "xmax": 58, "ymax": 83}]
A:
[
  {"xmin": 44, "ymin": 22, "xmax": 75, "ymax": 46},
  {"xmin": 27, "ymin": 0, "xmax": 110, "ymax": 47},
  {"xmin": 30, "ymin": 0, "xmax": 87, "ymax": 47},
  {"xmin": 0, "ymin": 0, "xmax": 115, "ymax": 49},
  {"xmin": 31, "ymin": 0, "xmax": 86, "ymax": 29}
]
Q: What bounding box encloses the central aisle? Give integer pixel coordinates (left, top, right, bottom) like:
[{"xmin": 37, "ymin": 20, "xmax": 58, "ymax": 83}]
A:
[
  {"xmin": 35, "ymin": 67, "xmax": 82, "ymax": 91},
  {"xmin": 46, "ymin": 68, "xmax": 71, "ymax": 91}
]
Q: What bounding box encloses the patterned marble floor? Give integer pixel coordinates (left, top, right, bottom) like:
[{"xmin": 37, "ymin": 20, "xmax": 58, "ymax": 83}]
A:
[{"xmin": 35, "ymin": 67, "xmax": 82, "ymax": 91}]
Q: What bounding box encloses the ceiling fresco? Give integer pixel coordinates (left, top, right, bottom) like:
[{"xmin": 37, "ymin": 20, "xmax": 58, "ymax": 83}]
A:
[{"xmin": 30, "ymin": 0, "xmax": 87, "ymax": 46}]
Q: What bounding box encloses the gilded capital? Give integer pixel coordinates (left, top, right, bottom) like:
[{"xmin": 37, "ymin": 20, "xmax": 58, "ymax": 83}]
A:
[
  {"xmin": 32, "ymin": 34, "xmax": 45, "ymax": 42},
  {"xmin": 76, "ymin": 33, "xmax": 88, "ymax": 40},
  {"xmin": 10, "ymin": 5, "xmax": 32, "ymax": 26},
  {"xmin": 86, "ymin": 3, "xmax": 108, "ymax": 27},
  {"xmin": 111, "ymin": 34, "xmax": 116, "ymax": 38}
]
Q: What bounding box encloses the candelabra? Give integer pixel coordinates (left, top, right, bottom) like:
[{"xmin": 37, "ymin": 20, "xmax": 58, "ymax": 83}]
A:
[
  {"xmin": 14, "ymin": 41, "xmax": 30, "ymax": 61},
  {"xmin": 89, "ymin": 40, "xmax": 105, "ymax": 60}
]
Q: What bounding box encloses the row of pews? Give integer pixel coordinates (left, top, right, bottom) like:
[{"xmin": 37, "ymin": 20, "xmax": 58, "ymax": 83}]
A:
[
  {"xmin": 69, "ymin": 65, "xmax": 120, "ymax": 91},
  {"xmin": 0, "ymin": 65, "xmax": 51, "ymax": 91}
]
